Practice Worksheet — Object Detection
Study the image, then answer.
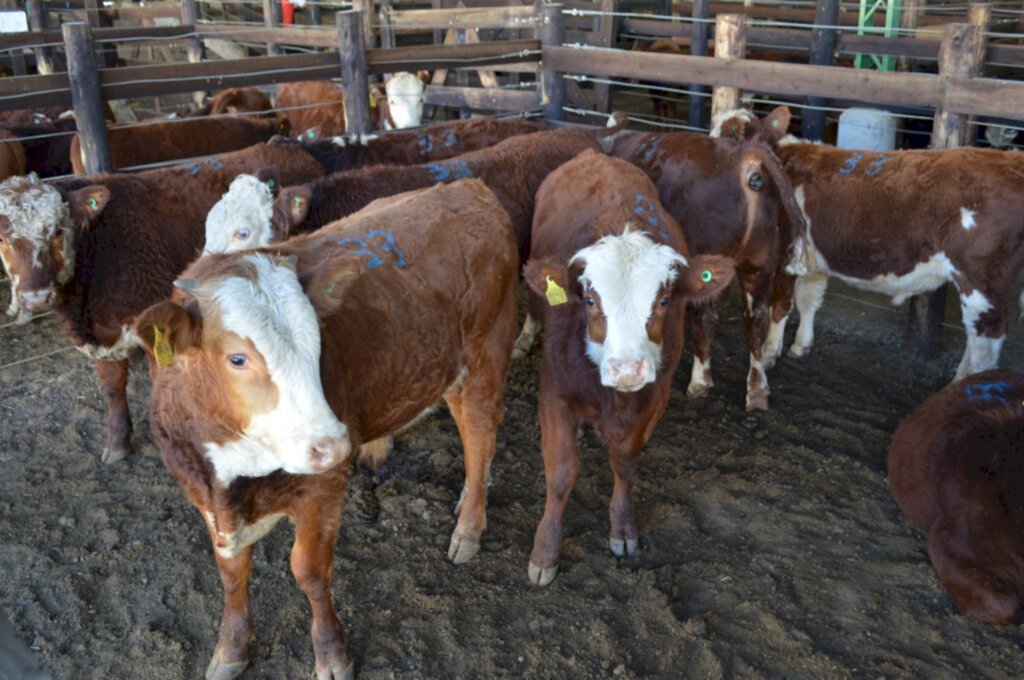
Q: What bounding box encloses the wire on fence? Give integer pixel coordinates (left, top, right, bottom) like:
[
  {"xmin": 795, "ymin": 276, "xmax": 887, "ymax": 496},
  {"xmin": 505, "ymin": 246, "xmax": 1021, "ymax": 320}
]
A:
[
  {"xmin": 0, "ymin": 345, "xmax": 75, "ymax": 372},
  {"xmin": 0, "ymin": 312, "xmax": 52, "ymax": 331}
]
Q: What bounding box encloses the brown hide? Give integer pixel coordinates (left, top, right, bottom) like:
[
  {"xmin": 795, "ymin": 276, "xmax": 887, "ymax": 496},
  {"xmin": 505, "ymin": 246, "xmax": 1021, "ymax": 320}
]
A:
[
  {"xmin": 524, "ymin": 150, "xmax": 734, "ymax": 585},
  {"xmin": 276, "ymin": 80, "xmax": 347, "ymax": 137},
  {"xmin": 69, "ymin": 117, "xmax": 287, "ymax": 174},
  {"xmin": 190, "ymin": 87, "xmax": 273, "ymax": 117},
  {"xmin": 0, "ymin": 103, "xmax": 114, "ymax": 127},
  {"xmin": 138, "ymin": 179, "xmax": 519, "ymax": 676},
  {"xmin": 889, "ymin": 370, "xmax": 1024, "ymax": 624},
  {"xmin": 0, "ymin": 130, "xmax": 25, "ymax": 181}
]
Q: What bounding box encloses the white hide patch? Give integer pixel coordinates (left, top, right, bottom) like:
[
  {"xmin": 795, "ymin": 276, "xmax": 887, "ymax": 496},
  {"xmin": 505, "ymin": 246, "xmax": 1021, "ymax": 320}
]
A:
[
  {"xmin": 203, "ymin": 174, "xmax": 275, "ymax": 255},
  {"xmin": 199, "ymin": 254, "xmax": 348, "ymax": 485},
  {"xmin": 205, "ymin": 510, "xmax": 286, "ymax": 559},
  {"xmin": 76, "ymin": 325, "xmax": 142, "ymax": 361},
  {"xmin": 573, "ymin": 229, "xmax": 687, "ymax": 390},
  {"xmin": 330, "ymin": 133, "xmax": 379, "ymax": 148},
  {"xmin": 709, "ymin": 108, "xmax": 754, "ymax": 138},
  {"xmin": 960, "ymin": 207, "xmax": 977, "ymax": 231},
  {"xmin": 383, "ymin": 72, "xmax": 425, "ymax": 130},
  {"xmin": 0, "ymin": 174, "xmax": 75, "ymax": 286}
]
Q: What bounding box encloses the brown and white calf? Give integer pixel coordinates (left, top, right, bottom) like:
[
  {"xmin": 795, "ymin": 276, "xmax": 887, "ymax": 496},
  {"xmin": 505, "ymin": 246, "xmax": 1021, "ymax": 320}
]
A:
[
  {"xmin": 292, "ymin": 115, "xmax": 548, "ymax": 174},
  {"xmin": 718, "ymin": 107, "xmax": 1024, "ymax": 381},
  {"xmin": 0, "ymin": 143, "xmax": 325, "ymax": 463},
  {"xmin": 889, "ymin": 369, "xmax": 1024, "ymax": 624},
  {"xmin": 69, "ymin": 116, "xmax": 289, "ymax": 174},
  {"xmin": 524, "ymin": 150, "xmax": 734, "ymax": 586},
  {"xmin": 189, "ymin": 87, "xmax": 273, "ymax": 118},
  {"xmin": 276, "ymin": 73, "xmax": 428, "ymax": 137},
  {"xmin": 610, "ymin": 116, "xmax": 808, "ymax": 410},
  {"xmin": 134, "ymin": 179, "xmax": 519, "ymax": 679}
]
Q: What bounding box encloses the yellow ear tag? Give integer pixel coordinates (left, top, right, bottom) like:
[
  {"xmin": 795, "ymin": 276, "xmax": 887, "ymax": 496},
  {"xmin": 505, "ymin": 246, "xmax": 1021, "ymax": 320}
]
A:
[
  {"xmin": 545, "ymin": 275, "xmax": 568, "ymax": 306},
  {"xmin": 153, "ymin": 324, "xmax": 174, "ymax": 368},
  {"xmin": 369, "ymin": 91, "xmax": 378, "ymax": 109}
]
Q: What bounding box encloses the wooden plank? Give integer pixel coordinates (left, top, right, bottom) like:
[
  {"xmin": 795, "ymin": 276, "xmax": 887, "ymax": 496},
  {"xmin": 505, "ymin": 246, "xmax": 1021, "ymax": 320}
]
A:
[
  {"xmin": 386, "ymin": 5, "xmax": 537, "ymax": 29},
  {"xmin": 63, "ymin": 22, "xmax": 110, "ymax": 173},
  {"xmin": 26, "ymin": 0, "xmax": 54, "ymax": 75},
  {"xmin": 196, "ymin": 24, "xmax": 337, "ymax": 48},
  {"xmin": 539, "ymin": 3, "xmax": 566, "ymax": 121},
  {"xmin": 180, "ymin": 0, "xmax": 206, "ymax": 106},
  {"xmin": 711, "ymin": 14, "xmax": 746, "ymax": 117},
  {"xmin": 263, "ymin": 0, "xmax": 282, "ymax": 56},
  {"xmin": 0, "ymin": 24, "xmax": 197, "ymax": 52},
  {"xmin": 338, "ymin": 11, "xmax": 371, "ymax": 135},
  {"xmin": 424, "ymin": 84, "xmax": 536, "ymax": 110}
]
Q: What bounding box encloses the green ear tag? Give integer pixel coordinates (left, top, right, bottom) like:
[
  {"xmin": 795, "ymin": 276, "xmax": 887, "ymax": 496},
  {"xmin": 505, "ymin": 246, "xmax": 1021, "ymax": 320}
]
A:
[
  {"xmin": 293, "ymin": 197, "xmax": 302, "ymax": 207},
  {"xmin": 267, "ymin": 179, "xmax": 275, "ymax": 189},
  {"xmin": 545, "ymin": 275, "xmax": 568, "ymax": 306},
  {"xmin": 153, "ymin": 324, "xmax": 174, "ymax": 367},
  {"xmin": 88, "ymin": 197, "xmax": 98, "ymax": 209},
  {"xmin": 772, "ymin": 119, "xmax": 780, "ymax": 128},
  {"xmin": 307, "ymin": 130, "xmax": 315, "ymax": 139},
  {"xmin": 701, "ymin": 269, "xmax": 713, "ymax": 283}
]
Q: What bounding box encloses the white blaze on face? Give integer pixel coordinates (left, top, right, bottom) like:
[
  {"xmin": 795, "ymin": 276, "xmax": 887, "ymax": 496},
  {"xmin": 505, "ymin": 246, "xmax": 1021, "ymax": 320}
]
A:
[
  {"xmin": 203, "ymin": 174, "xmax": 275, "ymax": 254},
  {"xmin": 572, "ymin": 230, "xmax": 686, "ymax": 391},
  {"xmin": 202, "ymin": 254, "xmax": 349, "ymax": 485},
  {"xmin": 384, "ymin": 72, "xmax": 425, "ymax": 130}
]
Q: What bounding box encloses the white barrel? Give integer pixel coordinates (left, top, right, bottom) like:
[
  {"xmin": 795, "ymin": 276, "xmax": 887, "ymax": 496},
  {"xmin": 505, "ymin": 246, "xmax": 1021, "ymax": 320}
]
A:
[{"xmin": 836, "ymin": 107, "xmax": 897, "ymax": 151}]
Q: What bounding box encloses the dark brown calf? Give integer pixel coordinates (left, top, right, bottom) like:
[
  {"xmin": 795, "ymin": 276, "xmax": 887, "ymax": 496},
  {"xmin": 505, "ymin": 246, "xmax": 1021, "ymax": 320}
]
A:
[
  {"xmin": 135, "ymin": 179, "xmax": 519, "ymax": 678},
  {"xmin": 69, "ymin": 117, "xmax": 289, "ymax": 174},
  {"xmin": 5, "ymin": 117, "xmax": 78, "ymax": 178},
  {"xmin": 0, "ymin": 142, "xmax": 325, "ymax": 463},
  {"xmin": 524, "ymin": 149, "xmax": 734, "ymax": 586},
  {"xmin": 610, "ymin": 118, "xmax": 808, "ymax": 410},
  {"xmin": 889, "ymin": 370, "xmax": 1024, "ymax": 624}
]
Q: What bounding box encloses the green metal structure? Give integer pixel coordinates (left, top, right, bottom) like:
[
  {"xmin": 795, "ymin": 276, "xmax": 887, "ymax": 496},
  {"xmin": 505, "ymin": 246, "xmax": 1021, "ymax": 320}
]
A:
[{"xmin": 855, "ymin": 0, "xmax": 904, "ymax": 70}]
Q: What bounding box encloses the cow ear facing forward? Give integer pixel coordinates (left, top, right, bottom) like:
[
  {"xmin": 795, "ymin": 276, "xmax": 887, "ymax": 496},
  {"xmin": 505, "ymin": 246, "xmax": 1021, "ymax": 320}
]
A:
[
  {"xmin": 133, "ymin": 300, "xmax": 203, "ymax": 368},
  {"xmin": 524, "ymin": 257, "xmax": 578, "ymax": 307},
  {"xmin": 67, "ymin": 185, "xmax": 110, "ymax": 226},
  {"xmin": 273, "ymin": 186, "xmax": 312, "ymax": 242},
  {"xmin": 301, "ymin": 257, "xmax": 362, "ymax": 319},
  {"xmin": 676, "ymin": 254, "xmax": 734, "ymax": 302}
]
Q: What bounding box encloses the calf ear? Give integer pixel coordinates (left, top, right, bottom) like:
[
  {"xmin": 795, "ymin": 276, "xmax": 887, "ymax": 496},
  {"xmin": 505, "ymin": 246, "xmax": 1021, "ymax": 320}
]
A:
[
  {"xmin": 675, "ymin": 254, "xmax": 734, "ymax": 301},
  {"xmin": 273, "ymin": 186, "xmax": 312, "ymax": 241},
  {"xmin": 133, "ymin": 300, "xmax": 203, "ymax": 368},
  {"xmin": 524, "ymin": 257, "xmax": 578, "ymax": 307},
  {"xmin": 275, "ymin": 114, "xmax": 291, "ymax": 137},
  {"xmin": 299, "ymin": 125, "xmax": 322, "ymax": 142},
  {"xmin": 716, "ymin": 113, "xmax": 749, "ymax": 141},
  {"xmin": 300, "ymin": 258, "xmax": 362, "ymax": 318},
  {"xmin": 416, "ymin": 70, "xmax": 431, "ymax": 86},
  {"xmin": 254, "ymin": 165, "xmax": 281, "ymax": 197},
  {"xmin": 67, "ymin": 185, "xmax": 110, "ymax": 226},
  {"xmin": 760, "ymin": 106, "xmax": 792, "ymax": 145}
]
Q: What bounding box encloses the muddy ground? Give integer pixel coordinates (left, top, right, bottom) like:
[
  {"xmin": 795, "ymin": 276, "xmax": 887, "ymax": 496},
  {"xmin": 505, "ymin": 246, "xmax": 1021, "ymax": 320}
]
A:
[{"xmin": 2, "ymin": 277, "xmax": 1023, "ymax": 680}]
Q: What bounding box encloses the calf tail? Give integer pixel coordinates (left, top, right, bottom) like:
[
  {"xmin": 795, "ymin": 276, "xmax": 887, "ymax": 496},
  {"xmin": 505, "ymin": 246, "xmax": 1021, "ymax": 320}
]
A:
[
  {"xmin": 748, "ymin": 145, "xmax": 811, "ymax": 276},
  {"xmin": 597, "ymin": 111, "xmax": 629, "ymax": 152}
]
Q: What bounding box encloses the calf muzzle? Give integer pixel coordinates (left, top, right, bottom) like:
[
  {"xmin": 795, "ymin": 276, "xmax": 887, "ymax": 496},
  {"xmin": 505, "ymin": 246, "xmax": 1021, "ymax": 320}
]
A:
[
  {"xmin": 18, "ymin": 289, "xmax": 53, "ymax": 313},
  {"xmin": 604, "ymin": 358, "xmax": 652, "ymax": 392}
]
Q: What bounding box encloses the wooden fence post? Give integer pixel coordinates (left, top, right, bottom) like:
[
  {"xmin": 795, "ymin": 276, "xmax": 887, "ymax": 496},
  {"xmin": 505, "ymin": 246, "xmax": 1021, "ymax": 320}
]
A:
[
  {"xmin": 26, "ymin": 0, "xmax": 54, "ymax": 75},
  {"xmin": 539, "ymin": 3, "xmax": 566, "ymax": 122},
  {"xmin": 898, "ymin": 0, "xmax": 921, "ymax": 72},
  {"xmin": 711, "ymin": 14, "xmax": 746, "ymax": 122},
  {"xmin": 353, "ymin": 0, "xmax": 377, "ymax": 48},
  {"xmin": 180, "ymin": 0, "xmax": 207, "ymax": 106},
  {"xmin": 309, "ymin": 0, "xmax": 322, "ymax": 27},
  {"xmin": 379, "ymin": 0, "xmax": 396, "ymax": 50},
  {"xmin": 62, "ymin": 22, "xmax": 111, "ymax": 174},
  {"xmin": 802, "ymin": 0, "xmax": 839, "ymax": 140},
  {"xmin": 263, "ymin": 0, "xmax": 282, "ymax": 56},
  {"xmin": 906, "ymin": 17, "xmax": 987, "ymax": 358},
  {"xmin": 337, "ymin": 10, "xmax": 371, "ymax": 135},
  {"xmin": 592, "ymin": 0, "xmax": 616, "ymax": 114},
  {"xmin": 688, "ymin": 0, "xmax": 710, "ymax": 130}
]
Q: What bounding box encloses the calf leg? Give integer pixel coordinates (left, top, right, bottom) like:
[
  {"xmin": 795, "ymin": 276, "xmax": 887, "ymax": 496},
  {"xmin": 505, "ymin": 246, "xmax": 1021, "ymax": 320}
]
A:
[
  {"xmin": 529, "ymin": 391, "xmax": 579, "ymax": 587},
  {"xmin": 954, "ymin": 289, "xmax": 1007, "ymax": 381},
  {"xmin": 686, "ymin": 301, "xmax": 716, "ymax": 398},
  {"xmin": 607, "ymin": 430, "xmax": 648, "ymax": 558},
  {"xmin": 291, "ymin": 494, "xmax": 352, "ymax": 680},
  {"xmin": 206, "ymin": 546, "xmax": 255, "ymax": 680},
  {"xmin": 740, "ymin": 273, "xmax": 772, "ymax": 411},
  {"xmin": 511, "ymin": 313, "xmax": 540, "ymax": 360},
  {"xmin": 788, "ymin": 273, "xmax": 828, "ymax": 358},
  {"xmin": 761, "ymin": 272, "xmax": 796, "ymax": 370},
  {"xmin": 93, "ymin": 358, "xmax": 132, "ymax": 463}
]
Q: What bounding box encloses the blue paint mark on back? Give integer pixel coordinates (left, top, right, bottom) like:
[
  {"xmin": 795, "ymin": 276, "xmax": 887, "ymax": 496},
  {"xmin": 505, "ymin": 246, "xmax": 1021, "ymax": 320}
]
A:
[
  {"xmin": 441, "ymin": 128, "xmax": 458, "ymax": 148},
  {"xmin": 966, "ymin": 380, "xmax": 1015, "ymax": 405},
  {"xmin": 425, "ymin": 160, "xmax": 473, "ymax": 182},
  {"xmin": 864, "ymin": 153, "xmax": 889, "ymax": 177},
  {"xmin": 633, "ymin": 193, "xmax": 671, "ymax": 240},
  {"xmin": 183, "ymin": 157, "xmax": 225, "ymax": 176},
  {"xmin": 418, "ymin": 132, "xmax": 434, "ymax": 155},
  {"xmin": 337, "ymin": 229, "xmax": 406, "ymax": 269},
  {"xmin": 838, "ymin": 152, "xmax": 864, "ymax": 175},
  {"xmin": 636, "ymin": 137, "xmax": 661, "ymax": 161}
]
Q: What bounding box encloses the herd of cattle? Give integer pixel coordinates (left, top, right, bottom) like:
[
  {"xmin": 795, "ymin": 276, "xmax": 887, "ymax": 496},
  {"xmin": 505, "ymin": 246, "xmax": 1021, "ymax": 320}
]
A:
[{"xmin": 1, "ymin": 87, "xmax": 1023, "ymax": 679}]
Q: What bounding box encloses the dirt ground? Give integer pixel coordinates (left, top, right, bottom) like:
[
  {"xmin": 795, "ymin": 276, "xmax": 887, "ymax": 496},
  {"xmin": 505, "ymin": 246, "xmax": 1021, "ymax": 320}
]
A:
[{"xmin": 2, "ymin": 276, "xmax": 1023, "ymax": 680}]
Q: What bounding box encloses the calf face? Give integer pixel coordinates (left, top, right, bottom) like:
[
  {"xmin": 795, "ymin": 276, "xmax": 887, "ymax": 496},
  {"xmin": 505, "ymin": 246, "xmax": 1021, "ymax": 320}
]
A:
[
  {"xmin": 0, "ymin": 174, "xmax": 102, "ymax": 313},
  {"xmin": 382, "ymin": 72, "xmax": 426, "ymax": 130},
  {"xmin": 526, "ymin": 230, "xmax": 732, "ymax": 391},
  {"xmin": 135, "ymin": 254, "xmax": 351, "ymax": 484},
  {"xmin": 202, "ymin": 168, "xmax": 281, "ymax": 254}
]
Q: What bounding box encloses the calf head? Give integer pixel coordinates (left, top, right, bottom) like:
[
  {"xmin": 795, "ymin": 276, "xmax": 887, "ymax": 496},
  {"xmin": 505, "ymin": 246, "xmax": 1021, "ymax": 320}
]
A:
[
  {"xmin": 203, "ymin": 167, "xmax": 281, "ymax": 254},
  {"xmin": 0, "ymin": 173, "xmax": 105, "ymax": 313},
  {"xmin": 381, "ymin": 71, "xmax": 426, "ymax": 130},
  {"xmin": 526, "ymin": 230, "xmax": 733, "ymax": 391},
  {"xmin": 134, "ymin": 253, "xmax": 351, "ymax": 486}
]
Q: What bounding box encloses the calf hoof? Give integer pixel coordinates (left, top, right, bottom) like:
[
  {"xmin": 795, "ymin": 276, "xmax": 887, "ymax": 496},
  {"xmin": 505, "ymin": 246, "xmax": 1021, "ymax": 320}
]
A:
[
  {"xmin": 528, "ymin": 561, "xmax": 558, "ymax": 587},
  {"xmin": 609, "ymin": 537, "xmax": 639, "ymax": 557},
  {"xmin": 316, "ymin": 661, "xmax": 354, "ymax": 680},
  {"xmin": 101, "ymin": 447, "xmax": 128, "ymax": 464},
  {"xmin": 447, "ymin": 530, "xmax": 480, "ymax": 564},
  {"xmin": 687, "ymin": 382, "xmax": 712, "ymax": 399},
  {"xmin": 787, "ymin": 344, "xmax": 809, "ymax": 359},
  {"xmin": 15, "ymin": 310, "xmax": 33, "ymax": 326},
  {"xmin": 511, "ymin": 346, "xmax": 528, "ymax": 361},
  {"xmin": 206, "ymin": 656, "xmax": 248, "ymax": 680},
  {"xmin": 745, "ymin": 389, "xmax": 769, "ymax": 412}
]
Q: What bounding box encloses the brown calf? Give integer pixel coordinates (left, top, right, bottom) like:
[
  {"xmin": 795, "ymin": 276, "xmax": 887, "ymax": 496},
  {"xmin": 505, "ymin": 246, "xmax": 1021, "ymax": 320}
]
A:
[
  {"xmin": 0, "ymin": 142, "xmax": 325, "ymax": 463},
  {"xmin": 718, "ymin": 107, "xmax": 1024, "ymax": 383},
  {"xmin": 69, "ymin": 116, "xmax": 289, "ymax": 174},
  {"xmin": 5, "ymin": 117, "xmax": 78, "ymax": 178},
  {"xmin": 610, "ymin": 115, "xmax": 808, "ymax": 410},
  {"xmin": 135, "ymin": 179, "xmax": 519, "ymax": 678},
  {"xmin": 524, "ymin": 149, "xmax": 734, "ymax": 586},
  {"xmin": 189, "ymin": 87, "xmax": 273, "ymax": 117},
  {"xmin": 889, "ymin": 370, "xmax": 1024, "ymax": 624}
]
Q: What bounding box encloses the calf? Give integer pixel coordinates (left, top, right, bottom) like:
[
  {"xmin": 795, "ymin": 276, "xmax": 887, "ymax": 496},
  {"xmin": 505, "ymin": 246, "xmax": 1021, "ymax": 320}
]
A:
[
  {"xmin": 293, "ymin": 116, "xmax": 549, "ymax": 174},
  {"xmin": 611, "ymin": 116, "xmax": 808, "ymax": 410},
  {"xmin": 5, "ymin": 117, "xmax": 77, "ymax": 178},
  {"xmin": 0, "ymin": 142, "xmax": 324, "ymax": 463},
  {"xmin": 69, "ymin": 116, "xmax": 289, "ymax": 174},
  {"xmin": 134, "ymin": 179, "xmax": 519, "ymax": 678},
  {"xmin": 720, "ymin": 107, "xmax": 1024, "ymax": 381},
  {"xmin": 0, "ymin": 130, "xmax": 27, "ymax": 322},
  {"xmin": 276, "ymin": 73, "xmax": 427, "ymax": 137},
  {"xmin": 633, "ymin": 39, "xmax": 683, "ymax": 119},
  {"xmin": 189, "ymin": 87, "xmax": 273, "ymax": 117},
  {"xmin": 524, "ymin": 150, "xmax": 734, "ymax": 586},
  {"xmin": 888, "ymin": 370, "xmax": 1024, "ymax": 624}
]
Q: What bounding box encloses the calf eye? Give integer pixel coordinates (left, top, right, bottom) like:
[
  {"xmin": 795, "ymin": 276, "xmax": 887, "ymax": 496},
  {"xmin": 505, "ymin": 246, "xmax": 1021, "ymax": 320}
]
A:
[
  {"xmin": 586, "ymin": 296, "xmax": 595, "ymax": 307},
  {"xmin": 659, "ymin": 297, "xmax": 669, "ymax": 307},
  {"xmin": 748, "ymin": 172, "xmax": 766, "ymax": 191},
  {"xmin": 228, "ymin": 354, "xmax": 248, "ymax": 369},
  {"xmin": 234, "ymin": 228, "xmax": 251, "ymax": 240}
]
